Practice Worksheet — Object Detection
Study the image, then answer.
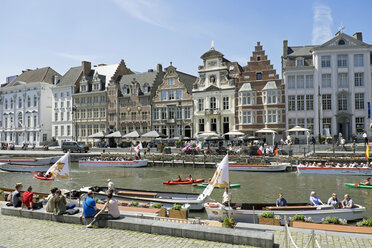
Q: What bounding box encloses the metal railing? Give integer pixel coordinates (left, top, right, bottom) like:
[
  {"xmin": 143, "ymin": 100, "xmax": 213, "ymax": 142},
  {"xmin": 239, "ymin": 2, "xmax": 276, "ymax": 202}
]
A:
[{"xmin": 283, "ymin": 216, "xmax": 321, "ymax": 248}]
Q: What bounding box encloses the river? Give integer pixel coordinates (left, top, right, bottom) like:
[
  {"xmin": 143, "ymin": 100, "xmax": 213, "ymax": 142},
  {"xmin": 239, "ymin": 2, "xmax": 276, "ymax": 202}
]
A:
[{"xmin": 1, "ymin": 163, "xmax": 372, "ymax": 219}]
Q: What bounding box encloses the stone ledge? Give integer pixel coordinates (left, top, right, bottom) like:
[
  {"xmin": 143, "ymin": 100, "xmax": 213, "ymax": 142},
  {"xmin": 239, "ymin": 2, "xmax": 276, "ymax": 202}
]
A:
[{"xmin": 1, "ymin": 207, "xmax": 274, "ymax": 247}]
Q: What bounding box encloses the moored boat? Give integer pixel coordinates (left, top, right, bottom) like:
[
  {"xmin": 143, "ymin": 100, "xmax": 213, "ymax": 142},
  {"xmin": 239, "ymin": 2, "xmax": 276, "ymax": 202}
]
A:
[
  {"xmin": 0, "ymin": 163, "xmax": 51, "ymax": 173},
  {"xmin": 163, "ymin": 179, "xmax": 204, "ymax": 185},
  {"xmin": 229, "ymin": 162, "xmax": 289, "ymax": 172},
  {"xmin": 78, "ymin": 160, "xmax": 148, "ymax": 168},
  {"xmin": 0, "ymin": 156, "xmax": 60, "ymax": 166},
  {"xmin": 297, "ymin": 166, "xmax": 372, "ymax": 176},
  {"xmin": 345, "ymin": 183, "xmax": 372, "ymax": 189},
  {"xmin": 204, "ymin": 202, "xmax": 366, "ymax": 224}
]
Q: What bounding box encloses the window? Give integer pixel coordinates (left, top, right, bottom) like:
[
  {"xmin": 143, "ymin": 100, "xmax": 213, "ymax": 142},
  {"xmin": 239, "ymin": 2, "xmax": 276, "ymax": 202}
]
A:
[
  {"xmin": 240, "ymin": 111, "xmax": 253, "ymax": 124},
  {"xmin": 81, "ymin": 97, "xmax": 86, "ymax": 104},
  {"xmin": 4, "ymin": 117, "xmax": 7, "ymax": 128},
  {"xmin": 306, "ymin": 95, "xmax": 313, "ymax": 110},
  {"xmin": 18, "ymin": 98, "xmax": 22, "ymax": 108},
  {"xmin": 240, "ymin": 92, "xmax": 255, "ymax": 105},
  {"xmin": 338, "ymin": 39, "xmax": 345, "ymax": 45},
  {"xmin": 55, "ymin": 113, "xmax": 58, "ymax": 121},
  {"xmin": 338, "ymin": 94, "xmax": 348, "ymax": 111},
  {"xmin": 296, "ymin": 58, "xmax": 304, "ymax": 67},
  {"xmin": 297, "ymin": 95, "xmax": 304, "ymax": 111},
  {"xmin": 337, "ymin": 73, "xmax": 348, "ymax": 88},
  {"xmin": 27, "ymin": 97, "xmax": 31, "ymax": 107},
  {"xmin": 123, "ymin": 86, "xmax": 130, "ymax": 95},
  {"xmin": 209, "ymin": 75, "xmax": 216, "ymax": 84},
  {"xmin": 296, "ymin": 75, "xmax": 304, "ymax": 89},
  {"xmin": 288, "ymin": 118, "xmax": 296, "ymax": 129},
  {"xmin": 142, "ymin": 111, "xmax": 147, "ymax": 120},
  {"xmin": 322, "ymin": 94, "xmax": 332, "ymax": 110},
  {"xmin": 67, "ymin": 92, "xmax": 70, "ymax": 97},
  {"xmin": 67, "ymin": 112, "xmax": 70, "ymax": 121},
  {"xmin": 168, "ymin": 78, "xmax": 175, "ymax": 85},
  {"xmin": 356, "ymin": 117, "xmax": 365, "ymax": 134},
  {"xmin": 288, "ymin": 96, "xmax": 296, "ymax": 111},
  {"xmin": 132, "ymin": 87, "xmax": 137, "ymax": 95},
  {"xmin": 33, "ymin": 116, "xmax": 37, "ymax": 127},
  {"xmin": 60, "ymin": 102, "xmax": 64, "ymax": 108},
  {"xmin": 142, "ymin": 125, "xmax": 148, "ymax": 133},
  {"xmin": 87, "ymin": 109, "xmax": 92, "ymax": 118},
  {"xmin": 321, "ymin": 74, "xmax": 331, "ymax": 88},
  {"xmin": 61, "ymin": 126, "xmax": 64, "ymax": 136},
  {"xmin": 55, "ymin": 126, "xmax": 58, "ymax": 136},
  {"xmin": 355, "ymin": 93, "xmax": 364, "ymax": 109},
  {"xmin": 93, "ymin": 96, "xmax": 98, "ymax": 103},
  {"xmin": 168, "ymin": 107, "xmax": 175, "ymax": 119},
  {"xmin": 27, "ymin": 116, "xmax": 30, "ymax": 128},
  {"xmin": 10, "ymin": 99, "xmax": 14, "ymax": 109},
  {"xmin": 297, "ymin": 118, "xmax": 305, "ymax": 131},
  {"xmin": 337, "ymin": 55, "xmax": 347, "ymax": 67},
  {"xmin": 153, "ymin": 108, "xmax": 159, "ymax": 120},
  {"xmin": 256, "ymin": 72, "xmax": 262, "ymax": 80},
  {"xmin": 306, "ymin": 118, "xmax": 314, "ymax": 133},
  {"xmin": 168, "ymin": 90, "xmax": 174, "ymax": 100},
  {"xmin": 60, "ymin": 112, "xmax": 64, "ymax": 121},
  {"xmin": 184, "ymin": 107, "xmax": 191, "ymax": 119},
  {"xmin": 5, "ymin": 100, "xmax": 8, "ymax": 109},
  {"xmin": 223, "ymin": 97, "xmax": 229, "ymax": 110},
  {"xmin": 287, "ymin": 76, "xmax": 295, "ymax": 89},
  {"xmin": 210, "ymin": 118, "xmax": 217, "ymax": 132},
  {"xmin": 176, "ymin": 89, "xmax": 182, "ymax": 99},
  {"xmin": 176, "ymin": 107, "xmax": 182, "ymax": 120},
  {"xmin": 161, "ymin": 125, "xmax": 167, "ymax": 135},
  {"xmin": 354, "ymin": 73, "xmax": 364, "ymax": 87},
  {"xmin": 161, "ymin": 91, "xmax": 167, "ymax": 101},
  {"xmin": 80, "ymin": 85, "xmax": 87, "ymax": 92},
  {"xmin": 17, "ymin": 112, "xmax": 22, "ymax": 127},
  {"xmin": 131, "ymin": 112, "xmax": 136, "ymax": 121},
  {"xmin": 264, "ymin": 91, "xmax": 280, "ymax": 104},
  {"xmin": 198, "ymin": 99, "xmax": 204, "ymax": 111},
  {"xmin": 199, "ymin": 119, "xmax": 205, "ymax": 132},
  {"xmin": 264, "ymin": 110, "xmax": 281, "ymax": 124},
  {"xmin": 305, "ymin": 75, "xmax": 313, "ymax": 88},
  {"xmin": 108, "ymin": 113, "xmax": 114, "ymax": 121},
  {"xmin": 321, "ymin": 56, "xmax": 331, "ymax": 67},
  {"xmin": 210, "ymin": 97, "xmax": 216, "ymax": 109},
  {"xmin": 354, "ymin": 54, "xmax": 364, "ymax": 67},
  {"xmin": 93, "ymin": 108, "xmax": 99, "ymax": 118},
  {"xmin": 121, "ymin": 112, "xmax": 126, "ymax": 121},
  {"xmin": 169, "ymin": 126, "xmax": 175, "ymax": 138},
  {"xmin": 161, "ymin": 108, "xmax": 166, "ymax": 119},
  {"xmin": 55, "ymin": 102, "xmax": 58, "ymax": 108},
  {"xmin": 323, "ymin": 118, "xmax": 332, "ymax": 135},
  {"xmin": 100, "ymin": 108, "xmax": 105, "ymax": 118}
]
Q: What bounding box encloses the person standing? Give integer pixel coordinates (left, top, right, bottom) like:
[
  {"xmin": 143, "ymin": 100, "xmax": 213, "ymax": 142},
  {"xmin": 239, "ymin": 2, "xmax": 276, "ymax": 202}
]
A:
[
  {"xmin": 12, "ymin": 183, "xmax": 23, "ymax": 208},
  {"xmin": 276, "ymin": 193, "xmax": 287, "ymax": 207},
  {"xmin": 363, "ymin": 132, "xmax": 368, "ymax": 145},
  {"xmin": 222, "ymin": 187, "xmax": 232, "ymax": 206},
  {"xmin": 107, "ymin": 179, "xmax": 115, "ymax": 192}
]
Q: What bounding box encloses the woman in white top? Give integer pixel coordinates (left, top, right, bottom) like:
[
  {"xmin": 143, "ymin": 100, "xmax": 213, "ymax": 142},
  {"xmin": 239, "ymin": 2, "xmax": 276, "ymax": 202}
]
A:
[
  {"xmin": 87, "ymin": 190, "xmax": 120, "ymax": 228},
  {"xmin": 222, "ymin": 188, "xmax": 232, "ymax": 206}
]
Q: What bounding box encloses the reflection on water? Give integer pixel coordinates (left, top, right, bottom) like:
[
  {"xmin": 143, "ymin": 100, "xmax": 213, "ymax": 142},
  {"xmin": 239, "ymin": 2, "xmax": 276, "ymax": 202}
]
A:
[{"xmin": 1, "ymin": 162, "xmax": 372, "ymax": 218}]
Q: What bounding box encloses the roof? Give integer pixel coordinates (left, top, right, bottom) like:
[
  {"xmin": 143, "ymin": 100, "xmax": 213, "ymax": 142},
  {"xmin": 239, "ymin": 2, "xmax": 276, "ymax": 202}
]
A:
[
  {"xmin": 177, "ymin": 71, "xmax": 197, "ymax": 94},
  {"xmin": 8, "ymin": 67, "xmax": 61, "ymax": 87},
  {"xmin": 201, "ymin": 48, "xmax": 224, "ymax": 60},
  {"xmin": 287, "ymin": 46, "xmax": 314, "ymax": 57},
  {"xmin": 262, "ymin": 81, "xmax": 279, "ymax": 90},
  {"xmin": 239, "ymin": 83, "xmax": 254, "ymax": 92},
  {"xmin": 119, "ymin": 71, "xmax": 160, "ymax": 88},
  {"xmin": 92, "ymin": 64, "xmax": 119, "ymax": 87},
  {"xmin": 57, "ymin": 66, "xmax": 83, "ymax": 87}
]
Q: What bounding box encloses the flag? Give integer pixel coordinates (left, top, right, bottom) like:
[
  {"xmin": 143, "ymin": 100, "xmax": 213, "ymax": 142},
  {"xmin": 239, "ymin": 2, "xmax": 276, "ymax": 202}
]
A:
[
  {"xmin": 46, "ymin": 153, "xmax": 70, "ymax": 179},
  {"xmin": 182, "ymin": 144, "xmax": 192, "ymax": 152},
  {"xmin": 195, "ymin": 142, "xmax": 203, "ymax": 150},
  {"xmin": 273, "ymin": 143, "xmax": 279, "ymax": 156},
  {"xmin": 366, "ymin": 141, "xmax": 370, "ymax": 159},
  {"xmin": 135, "ymin": 142, "xmax": 143, "ymax": 153},
  {"xmin": 257, "ymin": 146, "xmax": 264, "ymax": 156}
]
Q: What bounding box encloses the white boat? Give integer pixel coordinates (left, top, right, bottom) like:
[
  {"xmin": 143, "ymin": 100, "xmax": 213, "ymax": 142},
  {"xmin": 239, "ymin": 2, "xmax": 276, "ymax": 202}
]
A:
[
  {"xmin": 204, "ymin": 202, "xmax": 366, "ymax": 224},
  {"xmin": 0, "ymin": 156, "xmax": 60, "ymax": 166},
  {"xmin": 79, "ymin": 160, "xmax": 148, "ymax": 168},
  {"xmin": 0, "ymin": 163, "xmax": 51, "ymax": 172},
  {"xmin": 297, "ymin": 166, "xmax": 372, "ymax": 176},
  {"xmin": 229, "ymin": 162, "xmax": 289, "ymax": 172}
]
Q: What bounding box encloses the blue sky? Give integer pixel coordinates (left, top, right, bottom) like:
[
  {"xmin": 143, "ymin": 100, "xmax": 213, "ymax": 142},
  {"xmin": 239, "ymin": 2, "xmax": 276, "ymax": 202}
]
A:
[{"xmin": 1, "ymin": 0, "xmax": 371, "ymax": 83}]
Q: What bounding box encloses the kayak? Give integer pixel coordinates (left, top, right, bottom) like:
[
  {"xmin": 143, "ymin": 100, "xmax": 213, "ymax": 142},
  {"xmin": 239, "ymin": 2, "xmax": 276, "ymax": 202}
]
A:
[
  {"xmin": 345, "ymin": 183, "xmax": 372, "ymax": 189},
  {"xmin": 163, "ymin": 179, "xmax": 204, "ymax": 185},
  {"xmin": 193, "ymin": 183, "xmax": 241, "ymax": 188},
  {"xmin": 34, "ymin": 174, "xmax": 54, "ymax": 181}
]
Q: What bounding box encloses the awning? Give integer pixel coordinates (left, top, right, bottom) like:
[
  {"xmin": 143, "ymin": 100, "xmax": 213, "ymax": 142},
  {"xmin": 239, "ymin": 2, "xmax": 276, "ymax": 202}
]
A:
[
  {"xmin": 105, "ymin": 131, "xmax": 123, "ymax": 138},
  {"xmin": 256, "ymin": 128, "xmax": 277, "ymax": 134},
  {"xmin": 88, "ymin": 131, "xmax": 105, "ymax": 138},
  {"xmin": 288, "ymin": 126, "xmax": 310, "ymax": 132},
  {"xmin": 123, "ymin": 130, "xmax": 141, "ymax": 138},
  {"xmin": 141, "ymin": 131, "xmax": 166, "ymax": 138},
  {"xmin": 199, "ymin": 131, "xmax": 218, "ymax": 137},
  {"xmin": 224, "ymin": 130, "xmax": 245, "ymax": 136}
]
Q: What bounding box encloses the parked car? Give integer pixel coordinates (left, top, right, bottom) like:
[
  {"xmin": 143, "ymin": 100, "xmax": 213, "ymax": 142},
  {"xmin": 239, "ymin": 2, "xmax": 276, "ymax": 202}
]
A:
[{"xmin": 61, "ymin": 141, "xmax": 89, "ymax": 153}]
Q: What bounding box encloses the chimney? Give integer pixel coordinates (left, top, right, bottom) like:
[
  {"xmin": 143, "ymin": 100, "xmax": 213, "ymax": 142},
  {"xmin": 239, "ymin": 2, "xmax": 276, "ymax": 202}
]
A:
[
  {"xmin": 82, "ymin": 61, "xmax": 91, "ymax": 76},
  {"xmin": 283, "ymin": 40, "xmax": 288, "ymax": 58},
  {"xmin": 157, "ymin": 64, "xmax": 162, "ymax": 72},
  {"xmin": 353, "ymin": 32, "xmax": 363, "ymax": 41}
]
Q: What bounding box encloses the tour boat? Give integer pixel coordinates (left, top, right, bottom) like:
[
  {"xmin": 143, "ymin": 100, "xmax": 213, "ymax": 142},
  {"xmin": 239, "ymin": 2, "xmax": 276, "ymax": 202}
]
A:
[
  {"xmin": 345, "ymin": 183, "xmax": 372, "ymax": 189},
  {"xmin": 204, "ymin": 202, "xmax": 366, "ymax": 224},
  {"xmin": 297, "ymin": 166, "xmax": 372, "ymax": 176},
  {"xmin": 33, "ymin": 174, "xmax": 54, "ymax": 181},
  {"xmin": 0, "ymin": 157, "xmax": 60, "ymax": 166},
  {"xmin": 193, "ymin": 183, "xmax": 240, "ymax": 188},
  {"xmin": 0, "ymin": 163, "xmax": 51, "ymax": 173},
  {"xmin": 163, "ymin": 179, "xmax": 204, "ymax": 185},
  {"xmin": 78, "ymin": 159, "xmax": 148, "ymax": 168},
  {"xmin": 229, "ymin": 162, "xmax": 289, "ymax": 172},
  {"xmin": 79, "ymin": 186, "xmax": 205, "ymax": 210}
]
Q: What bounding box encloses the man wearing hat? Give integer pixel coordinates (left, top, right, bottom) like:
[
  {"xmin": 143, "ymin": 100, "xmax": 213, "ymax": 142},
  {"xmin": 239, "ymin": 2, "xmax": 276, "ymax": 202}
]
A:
[
  {"xmin": 12, "ymin": 183, "xmax": 23, "ymax": 207},
  {"xmin": 107, "ymin": 179, "xmax": 115, "ymax": 192}
]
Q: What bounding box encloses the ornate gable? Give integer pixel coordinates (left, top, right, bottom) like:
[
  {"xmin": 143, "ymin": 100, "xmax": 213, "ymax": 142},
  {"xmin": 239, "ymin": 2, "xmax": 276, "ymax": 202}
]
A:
[{"xmin": 318, "ymin": 33, "xmax": 370, "ymax": 49}]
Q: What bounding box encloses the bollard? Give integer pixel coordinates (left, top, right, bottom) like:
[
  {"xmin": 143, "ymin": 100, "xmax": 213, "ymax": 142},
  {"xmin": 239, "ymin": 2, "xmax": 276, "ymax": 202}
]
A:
[{"xmin": 311, "ymin": 229, "xmax": 315, "ymax": 248}]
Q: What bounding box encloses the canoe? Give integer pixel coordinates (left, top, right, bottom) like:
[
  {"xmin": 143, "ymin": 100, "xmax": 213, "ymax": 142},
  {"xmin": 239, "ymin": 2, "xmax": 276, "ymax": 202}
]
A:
[
  {"xmin": 34, "ymin": 174, "xmax": 54, "ymax": 181},
  {"xmin": 163, "ymin": 179, "xmax": 204, "ymax": 185},
  {"xmin": 345, "ymin": 183, "xmax": 372, "ymax": 189},
  {"xmin": 193, "ymin": 183, "xmax": 240, "ymax": 188}
]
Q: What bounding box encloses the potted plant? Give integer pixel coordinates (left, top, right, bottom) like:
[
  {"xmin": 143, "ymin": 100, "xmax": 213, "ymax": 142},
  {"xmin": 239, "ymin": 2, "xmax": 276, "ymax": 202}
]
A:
[
  {"xmin": 169, "ymin": 204, "xmax": 188, "ymax": 219},
  {"xmin": 129, "ymin": 201, "xmax": 139, "ymax": 207},
  {"xmin": 175, "ymin": 141, "xmax": 182, "ymax": 148},
  {"xmin": 258, "ymin": 212, "xmax": 281, "ymax": 226},
  {"xmin": 222, "ymin": 217, "xmax": 235, "ymax": 228},
  {"xmin": 289, "ymin": 214, "xmax": 313, "ymax": 226}
]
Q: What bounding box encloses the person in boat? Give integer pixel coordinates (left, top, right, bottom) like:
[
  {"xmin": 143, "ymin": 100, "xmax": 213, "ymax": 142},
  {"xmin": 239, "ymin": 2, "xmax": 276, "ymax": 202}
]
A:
[
  {"xmin": 327, "ymin": 193, "xmax": 340, "ymax": 209},
  {"xmin": 107, "ymin": 179, "xmax": 115, "ymax": 192},
  {"xmin": 309, "ymin": 191, "xmax": 323, "ymax": 206},
  {"xmin": 361, "ymin": 177, "xmax": 371, "ymax": 186},
  {"xmin": 86, "ymin": 190, "xmax": 120, "ymax": 228},
  {"xmin": 187, "ymin": 175, "xmax": 193, "ymax": 181},
  {"xmin": 83, "ymin": 190, "xmax": 99, "ymax": 218},
  {"xmin": 341, "ymin": 194, "xmax": 355, "ymax": 208},
  {"xmin": 38, "ymin": 172, "xmax": 44, "ymax": 177},
  {"xmin": 12, "ymin": 183, "xmax": 23, "ymax": 208},
  {"xmin": 175, "ymin": 175, "xmax": 182, "ymax": 182},
  {"xmin": 45, "ymin": 187, "xmax": 58, "ymax": 213},
  {"xmin": 222, "ymin": 187, "xmax": 232, "ymax": 206},
  {"xmin": 276, "ymin": 193, "xmax": 287, "ymax": 207},
  {"xmin": 45, "ymin": 173, "xmax": 52, "ymax": 178}
]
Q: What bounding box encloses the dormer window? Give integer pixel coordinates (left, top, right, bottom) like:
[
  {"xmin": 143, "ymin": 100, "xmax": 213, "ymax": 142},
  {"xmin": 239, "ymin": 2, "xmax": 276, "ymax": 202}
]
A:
[
  {"xmin": 257, "ymin": 56, "xmax": 261, "ymax": 61},
  {"xmin": 93, "ymin": 83, "xmax": 100, "ymax": 91},
  {"xmin": 123, "ymin": 86, "xmax": 130, "ymax": 95},
  {"xmin": 80, "ymin": 85, "xmax": 87, "ymax": 92},
  {"xmin": 168, "ymin": 78, "xmax": 175, "ymax": 85},
  {"xmin": 143, "ymin": 84, "xmax": 149, "ymax": 93},
  {"xmin": 256, "ymin": 72, "xmax": 262, "ymax": 80},
  {"xmin": 296, "ymin": 58, "xmax": 304, "ymax": 67},
  {"xmin": 338, "ymin": 39, "xmax": 345, "ymax": 45}
]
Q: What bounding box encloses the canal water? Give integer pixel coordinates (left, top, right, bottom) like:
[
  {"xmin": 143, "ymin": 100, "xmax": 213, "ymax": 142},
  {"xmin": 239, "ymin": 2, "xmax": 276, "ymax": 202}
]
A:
[{"xmin": 1, "ymin": 163, "xmax": 372, "ymax": 219}]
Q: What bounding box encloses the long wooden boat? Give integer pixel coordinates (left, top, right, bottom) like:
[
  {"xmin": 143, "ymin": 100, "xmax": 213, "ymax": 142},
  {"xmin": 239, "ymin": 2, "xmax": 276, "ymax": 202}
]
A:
[
  {"xmin": 204, "ymin": 202, "xmax": 366, "ymax": 224},
  {"xmin": 0, "ymin": 157, "xmax": 59, "ymax": 166},
  {"xmin": 297, "ymin": 166, "xmax": 372, "ymax": 176},
  {"xmin": 79, "ymin": 160, "xmax": 148, "ymax": 168},
  {"xmin": 80, "ymin": 186, "xmax": 205, "ymax": 210},
  {"xmin": 229, "ymin": 162, "xmax": 289, "ymax": 172},
  {"xmin": 0, "ymin": 163, "xmax": 50, "ymax": 173},
  {"xmin": 345, "ymin": 183, "xmax": 372, "ymax": 189}
]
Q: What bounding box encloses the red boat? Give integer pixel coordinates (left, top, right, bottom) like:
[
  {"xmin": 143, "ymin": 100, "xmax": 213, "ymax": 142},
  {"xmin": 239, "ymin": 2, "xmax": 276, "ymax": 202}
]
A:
[
  {"xmin": 163, "ymin": 179, "xmax": 204, "ymax": 185},
  {"xmin": 34, "ymin": 174, "xmax": 54, "ymax": 181}
]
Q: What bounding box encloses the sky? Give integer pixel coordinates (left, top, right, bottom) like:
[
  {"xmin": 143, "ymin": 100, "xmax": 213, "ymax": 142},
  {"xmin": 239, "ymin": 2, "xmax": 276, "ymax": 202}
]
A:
[{"xmin": 1, "ymin": 0, "xmax": 371, "ymax": 83}]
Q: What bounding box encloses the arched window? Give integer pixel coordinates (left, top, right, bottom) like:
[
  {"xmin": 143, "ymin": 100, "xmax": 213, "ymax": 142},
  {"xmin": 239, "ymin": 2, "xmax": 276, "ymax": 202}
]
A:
[
  {"xmin": 18, "ymin": 98, "xmax": 22, "ymax": 108},
  {"xmin": 338, "ymin": 39, "xmax": 345, "ymax": 45},
  {"xmin": 10, "ymin": 99, "xmax": 14, "ymax": 109},
  {"xmin": 34, "ymin": 96, "xmax": 37, "ymax": 106},
  {"xmin": 5, "ymin": 99, "xmax": 8, "ymax": 109},
  {"xmin": 27, "ymin": 96, "xmax": 31, "ymax": 107},
  {"xmin": 18, "ymin": 112, "xmax": 23, "ymax": 127}
]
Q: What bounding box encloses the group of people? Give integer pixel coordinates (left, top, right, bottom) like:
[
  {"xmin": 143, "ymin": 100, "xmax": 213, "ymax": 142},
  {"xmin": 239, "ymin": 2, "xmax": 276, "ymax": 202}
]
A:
[
  {"xmin": 44, "ymin": 187, "xmax": 77, "ymax": 215},
  {"xmin": 175, "ymin": 174, "xmax": 193, "ymax": 182},
  {"xmin": 299, "ymin": 161, "xmax": 372, "ymax": 168},
  {"xmin": 11, "ymin": 183, "xmax": 39, "ymax": 210}
]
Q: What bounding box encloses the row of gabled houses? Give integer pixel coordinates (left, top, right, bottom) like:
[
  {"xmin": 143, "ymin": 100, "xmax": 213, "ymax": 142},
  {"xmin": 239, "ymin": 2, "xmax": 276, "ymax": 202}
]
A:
[{"xmin": 1, "ymin": 31, "xmax": 371, "ymax": 146}]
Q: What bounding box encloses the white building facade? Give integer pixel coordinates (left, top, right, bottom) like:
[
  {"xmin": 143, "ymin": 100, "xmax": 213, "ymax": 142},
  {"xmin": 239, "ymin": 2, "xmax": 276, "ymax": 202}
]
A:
[
  {"xmin": 52, "ymin": 86, "xmax": 74, "ymax": 143},
  {"xmin": 283, "ymin": 32, "xmax": 372, "ymax": 141}
]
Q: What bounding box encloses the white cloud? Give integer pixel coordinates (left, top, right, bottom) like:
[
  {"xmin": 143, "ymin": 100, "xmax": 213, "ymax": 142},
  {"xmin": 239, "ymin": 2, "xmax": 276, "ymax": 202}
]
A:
[
  {"xmin": 312, "ymin": 3, "xmax": 333, "ymax": 44},
  {"xmin": 112, "ymin": 0, "xmax": 174, "ymax": 31},
  {"xmin": 56, "ymin": 52, "xmax": 102, "ymax": 62}
]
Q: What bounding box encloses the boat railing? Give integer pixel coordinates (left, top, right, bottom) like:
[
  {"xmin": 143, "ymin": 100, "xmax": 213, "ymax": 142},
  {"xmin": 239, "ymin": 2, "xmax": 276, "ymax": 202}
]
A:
[{"xmin": 283, "ymin": 216, "xmax": 321, "ymax": 248}]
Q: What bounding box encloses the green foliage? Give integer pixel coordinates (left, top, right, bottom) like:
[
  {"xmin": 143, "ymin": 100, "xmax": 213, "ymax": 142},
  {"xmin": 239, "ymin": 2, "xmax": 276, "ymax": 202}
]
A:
[
  {"xmin": 290, "ymin": 214, "xmax": 305, "ymax": 221},
  {"xmin": 93, "ymin": 197, "xmax": 99, "ymax": 203},
  {"xmin": 321, "ymin": 216, "xmax": 347, "ymax": 225},
  {"xmin": 259, "ymin": 212, "xmax": 274, "ymax": 218},
  {"xmin": 357, "ymin": 218, "xmax": 372, "ymax": 227},
  {"xmin": 175, "ymin": 141, "xmax": 181, "ymax": 146},
  {"xmin": 171, "ymin": 204, "xmax": 182, "ymax": 210},
  {"xmin": 222, "ymin": 217, "xmax": 235, "ymax": 228},
  {"xmin": 129, "ymin": 201, "xmax": 139, "ymax": 207},
  {"xmin": 0, "ymin": 190, "xmax": 4, "ymax": 195},
  {"xmin": 151, "ymin": 203, "xmax": 163, "ymax": 209}
]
